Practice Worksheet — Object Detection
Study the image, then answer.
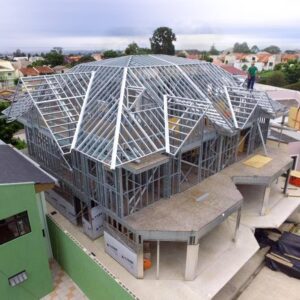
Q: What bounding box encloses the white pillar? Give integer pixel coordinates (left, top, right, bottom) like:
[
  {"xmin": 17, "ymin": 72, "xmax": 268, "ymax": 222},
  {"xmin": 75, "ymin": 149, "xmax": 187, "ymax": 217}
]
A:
[
  {"xmin": 137, "ymin": 245, "xmax": 144, "ymax": 279},
  {"xmin": 156, "ymin": 240, "xmax": 160, "ymax": 280},
  {"xmin": 261, "ymin": 186, "xmax": 271, "ymax": 216},
  {"xmin": 185, "ymin": 243, "xmax": 199, "ymax": 281}
]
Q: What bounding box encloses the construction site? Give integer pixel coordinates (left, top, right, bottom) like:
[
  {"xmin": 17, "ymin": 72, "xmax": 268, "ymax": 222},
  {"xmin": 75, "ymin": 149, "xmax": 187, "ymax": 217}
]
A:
[{"xmin": 4, "ymin": 55, "xmax": 300, "ymax": 299}]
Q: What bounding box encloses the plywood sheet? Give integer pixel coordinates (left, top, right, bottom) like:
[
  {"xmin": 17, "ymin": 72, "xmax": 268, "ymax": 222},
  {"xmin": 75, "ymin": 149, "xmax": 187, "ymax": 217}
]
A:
[{"xmin": 243, "ymin": 155, "xmax": 272, "ymax": 169}]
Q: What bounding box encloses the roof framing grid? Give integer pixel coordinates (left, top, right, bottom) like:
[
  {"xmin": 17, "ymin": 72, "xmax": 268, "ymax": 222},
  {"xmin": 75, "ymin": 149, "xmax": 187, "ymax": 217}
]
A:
[
  {"xmin": 6, "ymin": 72, "xmax": 93, "ymax": 155},
  {"xmin": 164, "ymin": 95, "xmax": 209, "ymax": 155}
]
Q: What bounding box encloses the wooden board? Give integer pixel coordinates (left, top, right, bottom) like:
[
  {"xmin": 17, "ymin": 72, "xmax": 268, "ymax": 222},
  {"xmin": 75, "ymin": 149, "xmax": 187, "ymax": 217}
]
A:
[{"xmin": 243, "ymin": 155, "xmax": 272, "ymax": 169}]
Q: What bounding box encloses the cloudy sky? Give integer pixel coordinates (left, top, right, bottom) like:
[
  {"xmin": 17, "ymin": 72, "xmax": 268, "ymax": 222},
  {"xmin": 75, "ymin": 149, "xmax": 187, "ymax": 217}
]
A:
[{"xmin": 1, "ymin": 0, "xmax": 300, "ymax": 52}]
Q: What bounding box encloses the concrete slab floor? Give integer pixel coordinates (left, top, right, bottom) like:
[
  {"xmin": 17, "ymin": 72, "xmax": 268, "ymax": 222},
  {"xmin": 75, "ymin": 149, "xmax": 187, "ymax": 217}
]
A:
[
  {"xmin": 237, "ymin": 267, "xmax": 300, "ymax": 300},
  {"xmin": 46, "ymin": 202, "xmax": 258, "ymax": 300},
  {"xmin": 237, "ymin": 177, "xmax": 300, "ymax": 228}
]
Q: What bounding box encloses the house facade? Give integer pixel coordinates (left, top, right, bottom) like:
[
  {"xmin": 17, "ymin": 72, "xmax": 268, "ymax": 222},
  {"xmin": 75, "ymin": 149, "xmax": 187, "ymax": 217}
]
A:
[
  {"xmin": 0, "ymin": 142, "xmax": 56, "ymax": 299},
  {"xmin": 0, "ymin": 60, "xmax": 17, "ymax": 88}
]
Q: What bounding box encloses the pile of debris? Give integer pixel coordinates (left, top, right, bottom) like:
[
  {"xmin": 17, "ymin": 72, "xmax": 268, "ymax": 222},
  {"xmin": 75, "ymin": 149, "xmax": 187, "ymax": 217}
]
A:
[{"xmin": 256, "ymin": 223, "xmax": 300, "ymax": 279}]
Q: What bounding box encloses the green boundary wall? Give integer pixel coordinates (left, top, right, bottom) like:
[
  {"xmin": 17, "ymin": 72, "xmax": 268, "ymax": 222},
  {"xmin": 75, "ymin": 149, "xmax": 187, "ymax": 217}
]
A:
[{"xmin": 47, "ymin": 216, "xmax": 135, "ymax": 300}]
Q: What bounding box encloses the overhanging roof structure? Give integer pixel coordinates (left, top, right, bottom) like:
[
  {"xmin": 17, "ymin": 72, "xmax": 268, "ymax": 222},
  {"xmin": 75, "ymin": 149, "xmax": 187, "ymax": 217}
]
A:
[{"xmin": 4, "ymin": 55, "xmax": 285, "ymax": 169}]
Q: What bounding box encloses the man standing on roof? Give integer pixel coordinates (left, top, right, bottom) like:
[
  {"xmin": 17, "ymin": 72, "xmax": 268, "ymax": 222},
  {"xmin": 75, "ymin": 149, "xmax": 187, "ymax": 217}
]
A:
[{"xmin": 247, "ymin": 62, "xmax": 258, "ymax": 90}]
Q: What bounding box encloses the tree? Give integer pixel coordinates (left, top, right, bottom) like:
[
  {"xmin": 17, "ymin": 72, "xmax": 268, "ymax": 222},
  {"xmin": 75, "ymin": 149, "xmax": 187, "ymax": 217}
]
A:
[
  {"xmin": 30, "ymin": 60, "xmax": 45, "ymax": 67},
  {"xmin": 13, "ymin": 49, "xmax": 26, "ymax": 57},
  {"xmin": 177, "ymin": 51, "xmax": 187, "ymax": 58},
  {"xmin": 53, "ymin": 47, "xmax": 63, "ymax": 54},
  {"xmin": 242, "ymin": 64, "xmax": 248, "ymax": 71},
  {"xmin": 233, "ymin": 42, "xmax": 250, "ymax": 53},
  {"xmin": 209, "ymin": 44, "xmax": 219, "ymax": 55},
  {"xmin": 150, "ymin": 27, "xmax": 176, "ymax": 55},
  {"xmin": 199, "ymin": 52, "xmax": 213, "ymax": 62},
  {"xmin": 102, "ymin": 50, "xmax": 119, "ymax": 59},
  {"xmin": 44, "ymin": 49, "xmax": 64, "ymax": 66},
  {"xmin": 266, "ymin": 71, "xmax": 286, "ymax": 87},
  {"xmin": 125, "ymin": 42, "xmax": 139, "ymax": 55},
  {"xmin": 251, "ymin": 45, "xmax": 259, "ymax": 53},
  {"xmin": 263, "ymin": 45, "xmax": 281, "ymax": 54},
  {"xmin": 285, "ymin": 50, "xmax": 297, "ymax": 54},
  {"xmin": 0, "ymin": 102, "xmax": 26, "ymax": 149}
]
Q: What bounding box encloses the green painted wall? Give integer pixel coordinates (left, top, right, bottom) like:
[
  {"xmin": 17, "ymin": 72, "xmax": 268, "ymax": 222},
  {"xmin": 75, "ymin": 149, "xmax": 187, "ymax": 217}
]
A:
[
  {"xmin": 47, "ymin": 217, "xmax": 134, "ymax": 300},
  {"xmin": 0, "ymin": 183, "xmax": 53, "ymax": 300}
]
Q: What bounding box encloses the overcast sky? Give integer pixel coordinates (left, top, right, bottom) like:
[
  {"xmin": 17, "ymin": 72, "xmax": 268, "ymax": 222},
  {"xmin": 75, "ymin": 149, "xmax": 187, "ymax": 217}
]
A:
[{"xmin": 1, "ymin": 0, "xmax": 300, "ymax": 52}]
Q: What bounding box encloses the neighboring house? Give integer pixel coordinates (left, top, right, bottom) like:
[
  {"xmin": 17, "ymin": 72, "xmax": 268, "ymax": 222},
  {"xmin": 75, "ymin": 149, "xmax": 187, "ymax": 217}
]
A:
[
  {"xmin": 234, "ymin": 61, "xmax": 264, "ymax": 72},
  {"xmin": 19, "ymin": 66, "xmax": 54, "ymax": 77},
  {"xmin": 91, "ymin": 53, "xmax": 103, "ymax": 61},
  {"xmin": 29, "ymin": 56, "xmax": 44, "ymax": 63},
  {"xmin": 0, "ymin": 60, "xmax": 18, "ymax": 88},
  {"xmin": 256, "ymin": 53, "xmax": 281, "ymax": 70},
  {"xmin": 0, "ymin": 141, "xmax": 56, "ymax": 300},
  {"xmin": 281, "ymin": 54, "xmax": 300, "ymax": 63},
  {"xmin": 52, "ymin": 65, "xmax": 69, "ymax": 74},
  {"xmin": 220, "ymin": 64, "xmax": 247, "ymax": 76},
  {"xmin": 64, "ymin": 55, "xmax": 83, "ymax": 64},
  {"xmin": 223, "ymin": 52, "xmax": 281, "ymax": 71}
]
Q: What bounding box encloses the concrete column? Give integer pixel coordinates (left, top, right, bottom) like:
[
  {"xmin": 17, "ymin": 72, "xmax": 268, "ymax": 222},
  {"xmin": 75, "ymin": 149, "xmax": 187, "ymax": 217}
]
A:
[
  {"xmin": 283, "ymin": 168, "xmax": 291, "ymax": 195},
  {"xmin": 185, "ymin": 243, "xmax": 199, "ymax": 281},
  {"xmin": 261, "ymin": 186, "xmax": 271, "ymax": 216},
  {"xmin": 233, "ymin": 206, "xmax": 242, "ymax": 242},
  {"xmin": 156, "ymin": 240, "xmax": 160, "ymax": 279}
]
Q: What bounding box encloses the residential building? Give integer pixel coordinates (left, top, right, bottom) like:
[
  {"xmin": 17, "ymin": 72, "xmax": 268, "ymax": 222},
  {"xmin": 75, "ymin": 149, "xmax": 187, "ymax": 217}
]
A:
[
  {"xmin": 0, "ymin": 141, "xmax": 56, "ymax": 300},
  {"xmin": 0, "ymin": 59, "xmax": 17, "ymax": 88},
  {"xmin": 18, "ymin": 66, "xmax": 54, "ymax": 77},
  {"xmin": 91, "ymin": 53, "xmax": 103, "ymax": 61},
  {"xmin": 29, "ymin": 56, "xmax": 44, "ymax": 63},
  {"xmin": 52, "ymin": 65, "xmax": 69, "ymax": 74},
  {"xmin": 64, "ymin": 55, "xmax": 83, "ymax": 64},
  {"xmin": 4, "ymin": 54, "xmax": 294, "ymax": 288}
]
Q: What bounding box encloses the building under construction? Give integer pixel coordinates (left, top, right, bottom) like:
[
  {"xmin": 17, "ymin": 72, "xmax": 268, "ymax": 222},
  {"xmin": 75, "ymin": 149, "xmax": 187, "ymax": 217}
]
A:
[{"xmin": 5, "ymin": 55, "xmax": 294, "ymax": 283}]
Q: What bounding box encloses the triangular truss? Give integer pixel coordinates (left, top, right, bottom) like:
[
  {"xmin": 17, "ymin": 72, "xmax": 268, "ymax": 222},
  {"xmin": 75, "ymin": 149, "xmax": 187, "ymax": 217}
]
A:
[
  {"xmin": 5, "ymin": 72, "xmax": 93, "ymax": 154},
  {"xmin": 164, "ymin": 95, "xmax": 209, "ymax": 155}
]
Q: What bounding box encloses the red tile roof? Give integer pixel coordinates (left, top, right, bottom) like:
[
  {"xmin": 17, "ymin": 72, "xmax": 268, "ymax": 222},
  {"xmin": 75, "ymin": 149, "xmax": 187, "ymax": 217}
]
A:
[
  {"xmin": 35, "ymin": 66, "xmax": 54, "ymax": 74},
  {"xmin": 220, "ymin": 64, "xmax": 247, "ymax": 76},
  {"xmin": 20, "ymin": 67, "xmax": 38, "ymax": 76},
  {"xmin": 20, "ymin": 66, "xmax": 54, "ymax": 76}
]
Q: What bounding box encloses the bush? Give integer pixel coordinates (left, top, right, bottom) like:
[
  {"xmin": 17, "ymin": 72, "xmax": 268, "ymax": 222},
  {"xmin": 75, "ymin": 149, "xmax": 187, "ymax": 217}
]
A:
[
  {"xmin": 284, "ymin": 81, "xmax": 300, "ymax": 91},
  {"xmin": 266, "ymin": 71, "xmax": 286, "ymax": 87},
  {"xmin": 11, "ymin": 138, "xmax": 27, "ymax": 150}
]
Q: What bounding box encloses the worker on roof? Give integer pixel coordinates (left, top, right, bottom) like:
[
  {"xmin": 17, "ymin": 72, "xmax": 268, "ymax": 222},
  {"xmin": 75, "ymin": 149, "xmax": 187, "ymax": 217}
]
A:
[{"xmin": 247, "ymin": 62, "xmax": 258, "ymax": 90}]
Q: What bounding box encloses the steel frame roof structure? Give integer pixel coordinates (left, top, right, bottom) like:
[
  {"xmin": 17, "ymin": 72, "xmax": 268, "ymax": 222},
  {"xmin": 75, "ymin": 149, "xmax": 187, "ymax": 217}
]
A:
[{"xmin": 5, "ymin": 55, "xmax": 285, "ymax": 169}]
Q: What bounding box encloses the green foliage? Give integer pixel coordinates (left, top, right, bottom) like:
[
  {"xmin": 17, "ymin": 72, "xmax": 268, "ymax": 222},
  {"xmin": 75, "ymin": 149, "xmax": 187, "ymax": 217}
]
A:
[
  {"xmin": 150, "ymin": 27, "xmax": 176, "ymax": 55},
  {"xmin": 209, "ymin": 45, "xmax": 219, "ymax": 55},
  {"xmin": 233, "ymin": 42, "xmax": 250, "ymax": 53},
  {"xmin": 30, "ymin": 60, "xmax": 46, "ymax": 67},
  {"xmin": 177, "ymin": 51, "xmax": 187, "ymax": 58},
  {"xmin": 11, "ymin": 137, "xmax": 27, "ymax": 149},
  {"xmin": 125, "ymin": 42, "xmax": 139, "ymax": 55},
  {"xmin": 242, "ymin": 64, "xmax": 248, "ymax": 71},
  {"xmin": 44, "ymin": 50, "xmax": 64, "ymax": 67},
  {"xmin": 14, "ymin": 78, "xmax": 19, "ymax": 86},
  {"xmin": 13, "ymin": 49, "xmax": 26, "ymax": 57},
  {"xmin": 103, "ymin": 50, "xmax": 120, "ymax": 59},
  {"xmin": 274, "ymin": 60, "xmax": 300, "ymax": 84},
  {"xmin": 0, "ymin": 102, "xmax": 25, "ymax": 147},
  {"xmin": 263, "ymin": 45, "xmax": 281, "ymax": 54},
  {"xmin": 284, "ymin": 81, "xmax": 300, "ymax": 91},
  {"xmin": 266, "ymin": 71, "xmax": 286, "ymax": 87},
  {"xmin": 251, "ymin": 45, "xmax": 259, "ymax": 53},
  {"xmin": 199, "ymin": 52, "xmax": 213, "ymax": 62}
]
